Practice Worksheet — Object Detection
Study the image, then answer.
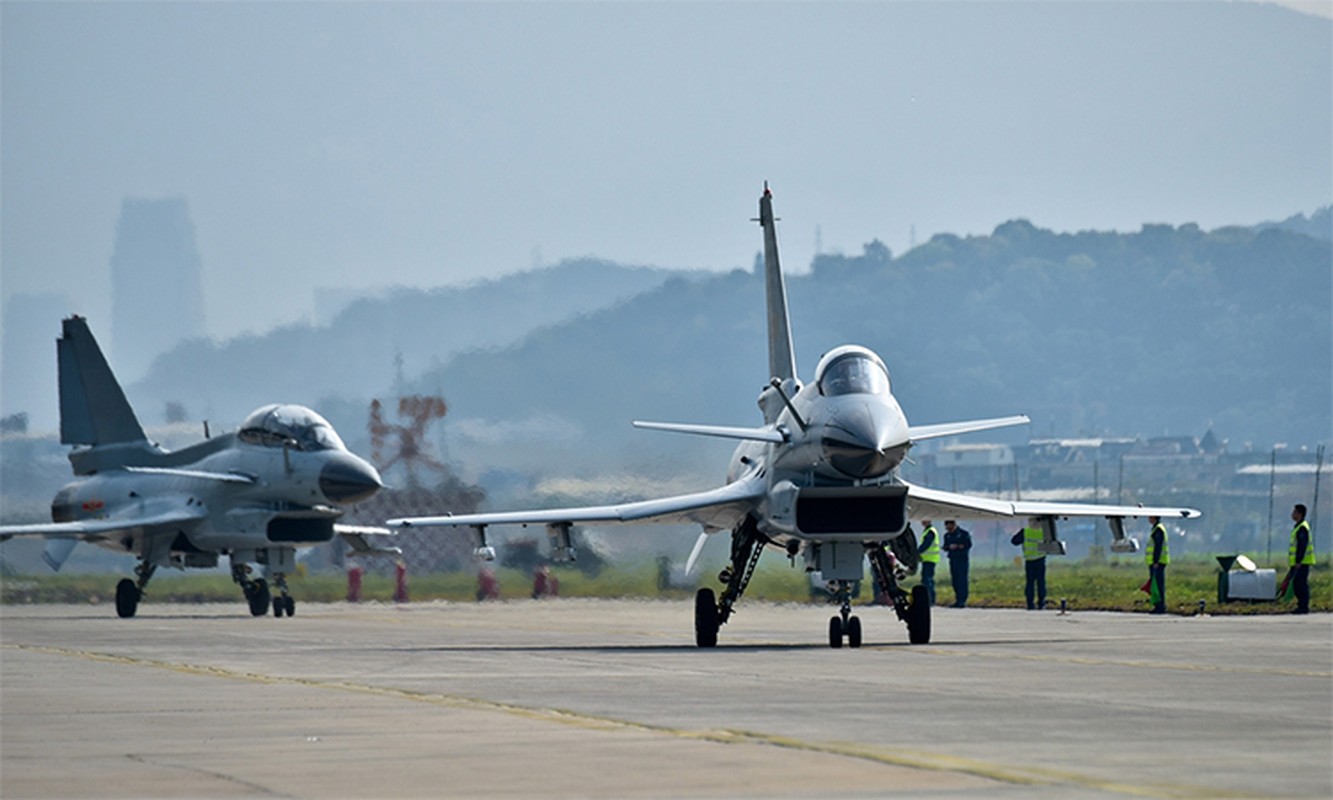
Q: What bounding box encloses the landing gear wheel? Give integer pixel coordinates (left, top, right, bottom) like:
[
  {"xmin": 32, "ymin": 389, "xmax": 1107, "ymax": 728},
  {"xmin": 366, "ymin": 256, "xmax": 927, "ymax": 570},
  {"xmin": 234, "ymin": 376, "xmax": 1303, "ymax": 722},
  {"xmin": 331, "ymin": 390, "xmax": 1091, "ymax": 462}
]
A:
[
  {"xmin": 272, "ymin": 597, "xmax": 286, "ymax": 618},
  {"xmin": 248, "ymin": 578, "xmax": 270, "ymax": 617},
  {"xmin": 828, "ymin": 615, "xmax": 844, "ymax": 649},
  {"xmin": 907, "ymin": 584, "xmax": 932, "ymax": 644},
  {"xmin": 284, "ymin": 596, "xmax": 295, "ymax": 617},
  {"xmin": 115, "ymin": 578, "xmax": 140, "ymax": 619},
  {"xmin": 695, "ymin": 588, "xmax": 719, "ymax": 648},
  {"xmin": 846, "ymin": 615, "xmax": 863, "ymax": 648}
]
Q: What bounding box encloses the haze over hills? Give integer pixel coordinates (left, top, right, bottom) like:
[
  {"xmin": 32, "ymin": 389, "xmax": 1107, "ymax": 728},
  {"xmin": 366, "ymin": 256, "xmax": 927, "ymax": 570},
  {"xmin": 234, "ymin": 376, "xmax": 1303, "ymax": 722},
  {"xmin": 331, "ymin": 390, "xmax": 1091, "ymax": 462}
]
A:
[
  {"xmin": 6, "ymin": 211, "xmax": 1329, "ymax": 495},
  {"xmin": 112, "ymin": 210, "xmax": 1331, "ymax": 474},
  {"xmin": 127, "ymin": 259, "xmax": 692, "ymax": 431},
  {"xmin": 417, "ymin": 216, "xmax": 1331, "ymax": 485},
  {"xmin": 1, "ymin": 212, "xmax": 1327, "ymax": 571}
]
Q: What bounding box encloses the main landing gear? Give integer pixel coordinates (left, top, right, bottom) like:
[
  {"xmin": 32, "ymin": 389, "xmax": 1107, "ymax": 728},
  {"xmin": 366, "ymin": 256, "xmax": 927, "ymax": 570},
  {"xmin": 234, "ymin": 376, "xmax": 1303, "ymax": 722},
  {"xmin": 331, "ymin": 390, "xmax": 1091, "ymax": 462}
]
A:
[
  {"xmin": 115, "ymin": 561, "xmax": 157, "ymax": 619},
  {"xmin": 232, "ymin": 562, "xmax": 272, "ymax": 617},
  {"xmin": 868, "ymin": 544, "xmax": 930, "ymax": 645},
  {"xmin": 694, "ymin": 516, "xmax": 766, "ymax": 648}
]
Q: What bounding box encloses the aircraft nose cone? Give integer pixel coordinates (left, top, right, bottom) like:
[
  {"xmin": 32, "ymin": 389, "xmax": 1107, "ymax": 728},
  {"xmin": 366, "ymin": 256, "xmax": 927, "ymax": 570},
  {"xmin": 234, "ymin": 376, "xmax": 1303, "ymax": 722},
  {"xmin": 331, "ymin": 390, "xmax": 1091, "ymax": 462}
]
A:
[
  {"xmin": 822, "ymin": 404, "xmax": 907, "ymax": 479},
  {"xmin": 319, "ymin": 454, "xmax": 383, "ymax": 504}
]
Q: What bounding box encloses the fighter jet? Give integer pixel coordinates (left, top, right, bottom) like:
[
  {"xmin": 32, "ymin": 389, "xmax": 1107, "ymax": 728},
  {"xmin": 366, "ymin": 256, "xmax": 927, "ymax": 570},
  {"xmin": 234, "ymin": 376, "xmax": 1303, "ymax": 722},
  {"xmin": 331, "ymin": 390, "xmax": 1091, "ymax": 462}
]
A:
[
  {"xmin": 0, "ymin": 316, "xmax": 393, "ymax": 618},
  {"xmin": 388, "ymin": 186, "xmax": 1200, "ymax": 647}
]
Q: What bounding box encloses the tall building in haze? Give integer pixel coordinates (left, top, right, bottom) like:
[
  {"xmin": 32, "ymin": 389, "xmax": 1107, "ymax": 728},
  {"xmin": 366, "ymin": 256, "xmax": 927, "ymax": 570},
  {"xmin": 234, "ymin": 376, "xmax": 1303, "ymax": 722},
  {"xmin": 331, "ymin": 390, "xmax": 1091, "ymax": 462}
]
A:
[{"xmin": 110, "ymin": 197, "xmax": 205, "ymax": 381}]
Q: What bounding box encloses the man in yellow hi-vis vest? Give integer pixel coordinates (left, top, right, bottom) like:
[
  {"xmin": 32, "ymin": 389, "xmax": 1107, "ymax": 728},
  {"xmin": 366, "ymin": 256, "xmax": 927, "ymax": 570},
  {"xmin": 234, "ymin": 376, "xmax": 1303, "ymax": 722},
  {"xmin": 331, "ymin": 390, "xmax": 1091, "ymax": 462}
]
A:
[
  {"xmin": 918, "ymin": 520, "xmax": 941, "ymax": 606},
  {"xmin": 1289, "ymin": 504, "xmax": 1315, "ymax": 615},
  {"xmin": 1010, "ymin": 519, "xmax": 1047, "ymax": 610},
  {"xmin": 1145, "ymin": 516, "xmax": 1169, "ymax": 614}
]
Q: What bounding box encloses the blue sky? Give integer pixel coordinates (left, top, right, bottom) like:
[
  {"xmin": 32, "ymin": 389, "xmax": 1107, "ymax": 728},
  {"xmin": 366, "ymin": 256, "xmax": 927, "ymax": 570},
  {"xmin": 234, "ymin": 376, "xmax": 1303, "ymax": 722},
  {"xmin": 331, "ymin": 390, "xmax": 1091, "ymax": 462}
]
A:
[{"xmin": 3, "ymin": 1, "xmax": 1329, "ymax": 347}]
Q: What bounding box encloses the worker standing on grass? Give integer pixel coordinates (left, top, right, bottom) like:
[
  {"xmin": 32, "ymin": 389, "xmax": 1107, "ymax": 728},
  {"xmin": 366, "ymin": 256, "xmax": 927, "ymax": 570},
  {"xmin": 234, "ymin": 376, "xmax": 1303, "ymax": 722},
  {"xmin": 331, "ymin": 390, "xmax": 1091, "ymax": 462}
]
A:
[
  {"xmin": 918, "ymin": 519, "xmax": 940, "ymax": 606},
  {"xmin": 1289, "ymin": 504, "xmax": 1314, "ymax": 614},
  {"xmin": 1011, "ymin": 520, "xmax": 1047, "ymax": 610},
  {"xmin": 943, "ymin": 520, "xmax": 972, "ymax": 607},
  {"xmin": 1145, "ymin": 516, "xmax": 1169, "ymax": 614}
]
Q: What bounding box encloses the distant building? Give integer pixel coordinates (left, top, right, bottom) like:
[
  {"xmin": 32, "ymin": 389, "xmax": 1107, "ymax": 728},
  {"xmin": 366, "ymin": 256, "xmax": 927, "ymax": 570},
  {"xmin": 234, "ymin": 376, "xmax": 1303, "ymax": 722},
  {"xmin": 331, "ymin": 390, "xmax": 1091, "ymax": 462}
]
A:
[
  {"xmin": 934, "ymin": 443, "xmax": 1015, "ymax": 469},
  {"xmin": 110, "ymin": 197, "xmax": 205, "ymax": 381}
]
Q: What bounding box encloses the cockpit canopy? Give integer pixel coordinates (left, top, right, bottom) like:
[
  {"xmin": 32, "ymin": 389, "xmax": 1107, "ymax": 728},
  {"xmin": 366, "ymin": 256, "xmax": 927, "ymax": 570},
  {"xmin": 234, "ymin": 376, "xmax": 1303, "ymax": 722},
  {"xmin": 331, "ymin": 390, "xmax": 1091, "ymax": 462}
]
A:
[
  {"xmin": 815, "ymin": 346, "xmax": 891, "ymax": 397},
  {"xmin": 237, "ymin": 404, "xmax": 346, "ymax": 452}
]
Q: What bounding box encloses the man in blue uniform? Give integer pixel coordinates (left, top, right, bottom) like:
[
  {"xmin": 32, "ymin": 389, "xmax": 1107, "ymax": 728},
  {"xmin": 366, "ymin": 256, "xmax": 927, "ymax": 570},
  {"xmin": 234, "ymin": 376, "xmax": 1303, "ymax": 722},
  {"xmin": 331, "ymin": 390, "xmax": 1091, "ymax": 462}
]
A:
[{"xmin": 943, "ymin": 520, "xmax": 972, "ymax": 608}]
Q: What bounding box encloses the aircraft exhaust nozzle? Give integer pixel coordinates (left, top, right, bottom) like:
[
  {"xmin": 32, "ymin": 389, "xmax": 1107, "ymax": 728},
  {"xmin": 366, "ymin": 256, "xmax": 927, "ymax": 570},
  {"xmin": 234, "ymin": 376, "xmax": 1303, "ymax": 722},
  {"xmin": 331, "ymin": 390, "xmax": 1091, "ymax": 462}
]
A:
[{"xmin": 319, "ymin": 454, "xmax": 383, "ymax": 504}]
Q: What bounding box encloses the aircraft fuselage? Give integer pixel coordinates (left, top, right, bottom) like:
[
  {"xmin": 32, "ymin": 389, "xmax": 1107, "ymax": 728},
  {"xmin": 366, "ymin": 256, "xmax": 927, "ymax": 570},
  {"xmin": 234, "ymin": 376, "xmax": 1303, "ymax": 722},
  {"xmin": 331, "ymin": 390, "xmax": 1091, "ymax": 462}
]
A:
[{"xmin": 52, "ymin": 431, "xmax": 381, "ymax": 568}]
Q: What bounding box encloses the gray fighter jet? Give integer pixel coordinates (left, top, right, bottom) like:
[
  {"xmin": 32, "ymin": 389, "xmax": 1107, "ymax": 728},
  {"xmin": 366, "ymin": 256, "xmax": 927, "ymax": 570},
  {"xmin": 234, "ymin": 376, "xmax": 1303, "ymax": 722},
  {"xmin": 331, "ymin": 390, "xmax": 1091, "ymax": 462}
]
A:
[
  {"xmin": 0, "ymin": 316, "xmax": 392, "ymax": 618},
  {"xmin": 388, "ymin": 186, "xmax": 1200, "ymax": 647}
]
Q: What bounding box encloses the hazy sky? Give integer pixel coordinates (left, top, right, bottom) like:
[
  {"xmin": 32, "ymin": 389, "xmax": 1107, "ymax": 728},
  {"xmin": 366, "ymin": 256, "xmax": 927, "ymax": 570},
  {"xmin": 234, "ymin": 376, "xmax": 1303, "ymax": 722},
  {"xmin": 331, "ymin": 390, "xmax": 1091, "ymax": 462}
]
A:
[{"xmin": 3, "ymin": 1, "xmax": 1329, "ymax": 346}]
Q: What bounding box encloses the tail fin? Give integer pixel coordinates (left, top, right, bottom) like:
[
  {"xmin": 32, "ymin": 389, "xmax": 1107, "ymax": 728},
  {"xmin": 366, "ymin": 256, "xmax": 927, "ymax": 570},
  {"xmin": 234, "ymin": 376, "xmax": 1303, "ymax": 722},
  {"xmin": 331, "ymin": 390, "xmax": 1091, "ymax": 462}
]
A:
[
  {"xmin": 757, "ymin": 184, "xmax": 797, "ymax": 384},
  {"xmin": 57, "ymin": 316, "xmax": 146, "ymax": 445},
  {"xmin": 756, "ymin": 184, "xmax": 798, "ymax": 423}
]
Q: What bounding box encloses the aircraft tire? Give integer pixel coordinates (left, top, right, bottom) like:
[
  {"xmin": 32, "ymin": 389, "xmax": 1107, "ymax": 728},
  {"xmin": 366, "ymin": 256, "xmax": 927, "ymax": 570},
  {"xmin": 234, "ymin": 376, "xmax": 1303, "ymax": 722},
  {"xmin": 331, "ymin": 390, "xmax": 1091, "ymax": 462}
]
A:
[
  {"xmin": 115, "ymin": 579, "xmax": 139, "ymax": 619},
  {"xmin": 284, "ymin": 596, "xmax": 296, "ymax": 617},
  {"xmin": 828, "ymin": 615, "xmax": 844, "ymax": 648},
  {"xmin": 694, "ymin": 588, "xmax": 719, "ymax": 648},
  {"xmin": 907, "ymin": 584, "xmax": 931, "ymax": 644},
  {"xmin": 846, "ymin": 615, "xmax": 862, "ymax": 648},
  {"xmin": 272, "ymin": 598, "xmax": 285, "ymax": 618},
  {"xmin": 248, "ymin": 579, "xmax": 270, "ymax": 617}
]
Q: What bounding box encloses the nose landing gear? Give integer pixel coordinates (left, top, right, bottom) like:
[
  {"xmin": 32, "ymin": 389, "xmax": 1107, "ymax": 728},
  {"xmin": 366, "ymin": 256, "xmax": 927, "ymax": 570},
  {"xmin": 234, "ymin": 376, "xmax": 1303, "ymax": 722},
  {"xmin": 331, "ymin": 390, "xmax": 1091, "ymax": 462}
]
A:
[
  {"xmin": 271, "ymin": 572, "xmax": 296, "ymax": 618},
  {"xmin": 826, "ymin": 581, "xmax": 862, "ymax": 648}
]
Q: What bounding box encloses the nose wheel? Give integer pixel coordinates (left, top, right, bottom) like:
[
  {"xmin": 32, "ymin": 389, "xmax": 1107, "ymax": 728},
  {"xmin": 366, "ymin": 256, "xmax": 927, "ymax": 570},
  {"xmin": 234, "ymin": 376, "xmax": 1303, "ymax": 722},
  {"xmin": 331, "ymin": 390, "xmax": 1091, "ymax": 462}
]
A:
[
  {"xmin": 826, "ymin": 581, "xmax": 862, "ymax": 648},
  {"xmin": 271, "ymin": 573, "xmax": 296, "ymax": 618}
]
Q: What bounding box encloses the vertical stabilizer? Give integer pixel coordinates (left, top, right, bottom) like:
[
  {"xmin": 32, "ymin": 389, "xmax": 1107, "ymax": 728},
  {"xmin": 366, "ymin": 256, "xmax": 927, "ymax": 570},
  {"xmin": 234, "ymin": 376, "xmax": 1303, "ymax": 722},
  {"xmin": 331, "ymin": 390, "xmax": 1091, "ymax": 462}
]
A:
[
  {"xmin": 58, "ymin": 316, "xmax": 146, "ymax": 445},
  {"xmin": 758, "ymin": 185, "xmax": 797, "ymax": 386}
]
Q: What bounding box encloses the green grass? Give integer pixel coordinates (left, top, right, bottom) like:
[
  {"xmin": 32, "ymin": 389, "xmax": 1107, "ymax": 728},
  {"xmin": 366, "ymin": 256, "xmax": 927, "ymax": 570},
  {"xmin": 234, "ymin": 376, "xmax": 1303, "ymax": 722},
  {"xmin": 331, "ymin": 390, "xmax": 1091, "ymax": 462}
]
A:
[{"xmin": 3, "ymin": 557, "xmax": 1327, "ymax": 614}]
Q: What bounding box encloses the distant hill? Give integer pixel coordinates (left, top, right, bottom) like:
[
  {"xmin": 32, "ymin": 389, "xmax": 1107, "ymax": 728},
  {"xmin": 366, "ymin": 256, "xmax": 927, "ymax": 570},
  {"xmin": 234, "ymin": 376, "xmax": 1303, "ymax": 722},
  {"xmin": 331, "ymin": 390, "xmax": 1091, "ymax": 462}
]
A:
[
  {"xmin": 119, "ymin": 217, "xmax": 1331, "ymax": 488},
  {"xmin": 129, "ymin": 258, "xmax": 692, "ymax": 432},
  {"xmin": 1258, "ymin": 206, "xmax": 1331, "ymax": 241},
  {"xmin": 418, "ymin": 219, "xmax": 1331, "ymax": 481}
]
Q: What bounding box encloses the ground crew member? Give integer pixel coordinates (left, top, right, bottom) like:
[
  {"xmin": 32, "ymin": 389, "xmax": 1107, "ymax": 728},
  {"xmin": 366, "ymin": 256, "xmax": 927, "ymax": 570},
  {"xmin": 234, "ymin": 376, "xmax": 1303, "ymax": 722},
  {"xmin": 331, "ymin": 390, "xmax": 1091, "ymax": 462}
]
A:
[
  {"xmin": 1145, "ymin": 516, "xmax": 1169, "ymax": 614},
  {"xmin": 1011, "ymin": 519, "xmax": 1047, "ymax": 610},
  {"xmin": 918, "ymin": 519, "xmax": 940, "ymax": 606},
  {"xmin": 1289, "ymin": 504, "xmax": 1314, "ymax": 614},
  {"xmin": 943, "ymin": 520, "xmax": 972, "ymax": 607}
]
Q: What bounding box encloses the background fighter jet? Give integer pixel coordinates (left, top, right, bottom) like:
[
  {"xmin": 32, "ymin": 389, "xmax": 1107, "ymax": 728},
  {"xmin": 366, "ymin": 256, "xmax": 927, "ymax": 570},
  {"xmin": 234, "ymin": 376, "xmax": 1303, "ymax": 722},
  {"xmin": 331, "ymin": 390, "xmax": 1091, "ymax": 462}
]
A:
[
  {"xmin": 0, "ymin": 316, "xmax": 393, "ymax": 618},
  {"xmin": 389, "ymin": 186, "xmax": 1200, "ymax": 648}
]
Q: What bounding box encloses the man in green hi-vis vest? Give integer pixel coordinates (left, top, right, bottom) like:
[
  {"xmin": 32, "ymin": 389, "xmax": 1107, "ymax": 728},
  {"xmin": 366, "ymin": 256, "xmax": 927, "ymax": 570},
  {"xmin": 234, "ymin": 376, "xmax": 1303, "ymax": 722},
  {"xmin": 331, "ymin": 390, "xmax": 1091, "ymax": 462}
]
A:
[
  {"xmin": 918, "ymin": 520, "xmax": 941, "ymax": 606},
  {"xmin": 1145, "ymin": 516, "xmax": 1169, "ymax": 614},
  {"xmin": 1289, "ymin": 504, "xmax": 1315, "ymax": 615},
  {"xmin": 1011, "ymin": 520, "xmax": 1047, "ymax": 610}
]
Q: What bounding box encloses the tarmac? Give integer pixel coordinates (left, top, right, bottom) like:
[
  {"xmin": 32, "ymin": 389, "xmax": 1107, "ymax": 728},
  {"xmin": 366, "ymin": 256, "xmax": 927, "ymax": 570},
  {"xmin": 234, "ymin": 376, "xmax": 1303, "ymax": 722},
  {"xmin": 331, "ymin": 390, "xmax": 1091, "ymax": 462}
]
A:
[{"xmin": 2, "ymin": 599, "xmax": 1330, "ymax": 799}]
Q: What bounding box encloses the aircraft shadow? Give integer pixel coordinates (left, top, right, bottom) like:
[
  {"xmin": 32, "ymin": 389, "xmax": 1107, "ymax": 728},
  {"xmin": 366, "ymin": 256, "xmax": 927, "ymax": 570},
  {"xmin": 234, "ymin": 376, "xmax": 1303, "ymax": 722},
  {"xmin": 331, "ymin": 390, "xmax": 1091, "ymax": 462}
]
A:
[{"xmin": 384, "ymin": 636, "xmax": 1076, "ymax": 655}]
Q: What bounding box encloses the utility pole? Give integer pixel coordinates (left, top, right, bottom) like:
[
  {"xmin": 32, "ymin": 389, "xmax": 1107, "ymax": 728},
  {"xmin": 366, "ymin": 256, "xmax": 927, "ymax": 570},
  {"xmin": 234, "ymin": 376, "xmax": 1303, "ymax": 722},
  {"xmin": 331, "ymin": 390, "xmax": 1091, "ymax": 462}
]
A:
[
  {"xmin": 1266, "ymin": 445, "xmax": 1281, "ymax": 563},
  {"xmin": 1314, "ymin": 443, "xmax": 1326, "ymax": 558}
]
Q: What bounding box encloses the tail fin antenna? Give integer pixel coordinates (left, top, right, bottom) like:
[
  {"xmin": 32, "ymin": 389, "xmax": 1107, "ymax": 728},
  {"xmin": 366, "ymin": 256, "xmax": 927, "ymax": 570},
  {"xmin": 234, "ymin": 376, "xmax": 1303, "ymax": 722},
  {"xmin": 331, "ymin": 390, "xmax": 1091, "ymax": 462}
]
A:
[{"xmin": 57, "ymin": 316, "xmax": 146, "ymax": 445}]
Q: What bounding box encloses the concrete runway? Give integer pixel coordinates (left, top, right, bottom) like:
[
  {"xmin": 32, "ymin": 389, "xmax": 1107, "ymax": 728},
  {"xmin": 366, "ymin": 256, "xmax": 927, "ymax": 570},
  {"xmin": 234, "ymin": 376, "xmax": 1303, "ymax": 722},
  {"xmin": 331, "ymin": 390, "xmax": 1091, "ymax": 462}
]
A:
[{"xmin": 2, "ymin": 599, "xmax": 1330, "ymax": 799}]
